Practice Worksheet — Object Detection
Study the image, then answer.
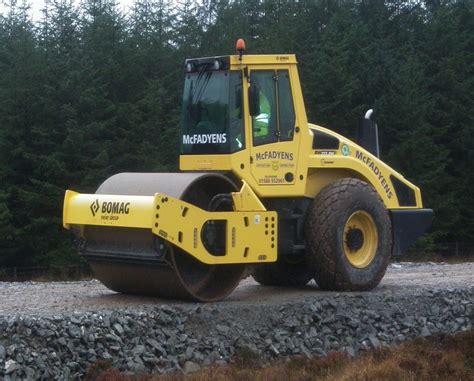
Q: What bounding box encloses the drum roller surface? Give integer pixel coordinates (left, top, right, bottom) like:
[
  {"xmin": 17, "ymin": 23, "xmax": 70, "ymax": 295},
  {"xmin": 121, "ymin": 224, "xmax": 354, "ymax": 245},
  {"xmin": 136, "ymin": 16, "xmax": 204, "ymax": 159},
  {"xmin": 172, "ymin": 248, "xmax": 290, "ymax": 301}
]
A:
[{"xmin": 82, "ymin": 172, "xmax": 246, "ymax": 302}]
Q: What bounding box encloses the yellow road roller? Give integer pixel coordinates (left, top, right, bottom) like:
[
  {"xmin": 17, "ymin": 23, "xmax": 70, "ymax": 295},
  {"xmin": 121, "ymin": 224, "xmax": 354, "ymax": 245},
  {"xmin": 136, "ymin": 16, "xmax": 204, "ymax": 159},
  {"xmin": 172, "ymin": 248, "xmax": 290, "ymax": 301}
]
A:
[{"xmin": 63, "ymin": 40, "xmax": 433, "ymax": 301}]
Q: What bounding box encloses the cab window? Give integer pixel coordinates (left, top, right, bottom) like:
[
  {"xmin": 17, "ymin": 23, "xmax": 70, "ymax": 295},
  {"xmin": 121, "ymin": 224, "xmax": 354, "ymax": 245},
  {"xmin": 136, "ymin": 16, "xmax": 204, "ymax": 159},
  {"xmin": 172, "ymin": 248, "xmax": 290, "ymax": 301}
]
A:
[
  {"xmin": 250, "ymin": 69, "xmax": 295, "ymax": 146},
  {"xmin": 229, "ymin": 71, "xmax": 245, "ymax": 152},
  {"xmin": 180, "ymin": 71, "xmax": 244, "ymax": 154},
  {"xmin": 277, "ymin": 70, "xmax": 295, "ymax": 142},
  {"xmin": 250, "ymin": 71, "xmax": 278, "ymax": 146}
]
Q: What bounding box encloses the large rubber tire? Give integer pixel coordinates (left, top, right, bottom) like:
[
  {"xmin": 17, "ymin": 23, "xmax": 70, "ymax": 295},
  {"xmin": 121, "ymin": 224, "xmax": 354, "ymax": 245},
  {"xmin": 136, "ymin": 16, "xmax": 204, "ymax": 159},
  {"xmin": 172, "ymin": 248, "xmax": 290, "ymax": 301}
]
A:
[
  {"xmin": 252, "ymin": 257, "xmax": 313, "ymax": 287},
  {"xmin": 305, "ymin": 178, "xmax": 392, "ymax": 291}
]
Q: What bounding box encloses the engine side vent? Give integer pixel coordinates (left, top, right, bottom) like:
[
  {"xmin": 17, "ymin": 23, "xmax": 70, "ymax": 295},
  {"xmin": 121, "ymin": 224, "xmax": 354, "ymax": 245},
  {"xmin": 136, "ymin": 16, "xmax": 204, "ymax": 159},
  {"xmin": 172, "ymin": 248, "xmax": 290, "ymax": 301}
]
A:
[
  {"xmin": 390, "ymin": 175, "xmax": 416, "ymax": 206},
  {"xmin": 312, "ymin": 130, "xmax": 340, "ymax": 150}
]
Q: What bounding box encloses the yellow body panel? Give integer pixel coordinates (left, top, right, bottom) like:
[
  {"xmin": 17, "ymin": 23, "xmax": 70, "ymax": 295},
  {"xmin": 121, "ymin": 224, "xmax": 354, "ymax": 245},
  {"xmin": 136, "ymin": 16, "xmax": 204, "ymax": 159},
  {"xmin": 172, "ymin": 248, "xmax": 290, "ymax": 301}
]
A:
[
  {"xmin": 230, "ymin": 55, "xmax": 298, "ymax": 65},
  {"xmin": 153, "ymin": 193, "xmax": 277, "ymax": 264},
  {"xmin": 231, "ymin": 181, "xmax": 266, "ymax": 211},
  {"xmin": 63, "ymin": 190, "xmax": 155, "ymax": 230},
  {"xmin": 63, "ymin": 186, "xmax": 277, "ymax": 265},
  {"xmin": 306, "ymin": 125, "xmax": 422, "ymax": 208}
]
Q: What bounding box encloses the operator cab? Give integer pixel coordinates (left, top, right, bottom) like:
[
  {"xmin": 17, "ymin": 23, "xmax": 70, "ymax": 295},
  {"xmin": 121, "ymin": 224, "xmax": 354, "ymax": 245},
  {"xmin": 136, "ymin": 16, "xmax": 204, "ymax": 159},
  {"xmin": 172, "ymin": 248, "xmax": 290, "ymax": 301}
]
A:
[
  {"xmin": 180, "ymin": 55, "xmax": 298, "ymax": 156},
  {"xmin": 179, "ymin": 41, "xmax": 308, "ymax": 195},
  {"xmin": 181, "ymin": 57, "xmax": 245, "ymax": 154}
]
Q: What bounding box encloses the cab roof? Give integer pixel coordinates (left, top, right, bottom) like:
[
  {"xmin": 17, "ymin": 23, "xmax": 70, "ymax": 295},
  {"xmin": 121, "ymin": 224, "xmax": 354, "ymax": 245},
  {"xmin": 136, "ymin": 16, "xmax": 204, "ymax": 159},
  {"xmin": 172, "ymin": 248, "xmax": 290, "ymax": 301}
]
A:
[{"xmin": 184, "ymin": 54, "xmax": 297, "ymax": 72}]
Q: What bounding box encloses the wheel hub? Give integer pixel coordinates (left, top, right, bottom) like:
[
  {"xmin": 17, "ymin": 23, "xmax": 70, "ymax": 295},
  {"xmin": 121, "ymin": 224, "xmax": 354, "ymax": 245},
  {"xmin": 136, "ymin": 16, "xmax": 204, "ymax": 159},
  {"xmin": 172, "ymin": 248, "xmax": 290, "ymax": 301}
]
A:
[
  {"xmin": 345, "ymin": 227, "xmax": 364, "ymax": 251},
  {"xmin": 343, "ymin": 211, "xmax": 378, "ymax": 268}
]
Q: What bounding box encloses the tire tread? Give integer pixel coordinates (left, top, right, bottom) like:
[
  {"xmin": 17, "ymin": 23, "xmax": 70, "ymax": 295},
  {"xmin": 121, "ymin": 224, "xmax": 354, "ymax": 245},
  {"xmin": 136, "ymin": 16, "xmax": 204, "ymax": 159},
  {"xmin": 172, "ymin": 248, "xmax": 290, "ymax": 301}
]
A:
[{"xmin": 306, "ymin": 178, "xmax": 391, "ymax": 291}]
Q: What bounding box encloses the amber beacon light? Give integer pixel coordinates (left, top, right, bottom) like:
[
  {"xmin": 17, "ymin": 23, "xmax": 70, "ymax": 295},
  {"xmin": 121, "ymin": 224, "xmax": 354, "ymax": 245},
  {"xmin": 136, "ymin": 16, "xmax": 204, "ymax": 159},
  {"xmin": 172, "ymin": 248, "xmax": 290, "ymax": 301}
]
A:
[{"xmin": 236, "ymin": 38, "xmax": 245, "ymax": 60}]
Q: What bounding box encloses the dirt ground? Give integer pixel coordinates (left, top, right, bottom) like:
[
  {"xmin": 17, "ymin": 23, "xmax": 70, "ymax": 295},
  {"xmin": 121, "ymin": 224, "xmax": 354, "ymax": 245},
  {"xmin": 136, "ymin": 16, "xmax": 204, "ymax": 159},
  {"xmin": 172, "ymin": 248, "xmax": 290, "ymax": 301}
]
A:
[{"xmin": 0, "ymin": 262, "xmax": 472, "ymax": 316}]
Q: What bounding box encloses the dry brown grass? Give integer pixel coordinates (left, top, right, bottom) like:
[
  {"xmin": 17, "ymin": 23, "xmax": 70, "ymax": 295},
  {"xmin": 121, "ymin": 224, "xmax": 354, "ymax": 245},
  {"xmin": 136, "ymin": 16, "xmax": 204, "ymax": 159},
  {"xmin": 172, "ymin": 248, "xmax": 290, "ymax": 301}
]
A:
[{"xmin": 87, "ymin": 330, "xmax": 474, "ymax": 381}]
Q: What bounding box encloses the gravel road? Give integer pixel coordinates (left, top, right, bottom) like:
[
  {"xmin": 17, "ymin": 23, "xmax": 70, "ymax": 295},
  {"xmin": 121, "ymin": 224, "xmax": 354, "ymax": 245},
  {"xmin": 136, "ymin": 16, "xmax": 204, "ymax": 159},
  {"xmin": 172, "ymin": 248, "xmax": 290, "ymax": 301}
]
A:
[
  {"xmin": 0, "ymin": 262, "xmax": 472, "ymax": 380},
  {"xmin": 0, "ymin": 262, "xmax": 472, "ymax": 316}
]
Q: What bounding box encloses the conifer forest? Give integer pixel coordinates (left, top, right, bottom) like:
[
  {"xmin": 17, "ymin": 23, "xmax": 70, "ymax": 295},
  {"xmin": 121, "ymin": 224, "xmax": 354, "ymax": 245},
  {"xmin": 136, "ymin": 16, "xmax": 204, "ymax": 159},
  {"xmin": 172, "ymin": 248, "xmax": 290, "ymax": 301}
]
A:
[{"xmin": 0, "ymin": 0, "xmax": 472, "ymax": 268}]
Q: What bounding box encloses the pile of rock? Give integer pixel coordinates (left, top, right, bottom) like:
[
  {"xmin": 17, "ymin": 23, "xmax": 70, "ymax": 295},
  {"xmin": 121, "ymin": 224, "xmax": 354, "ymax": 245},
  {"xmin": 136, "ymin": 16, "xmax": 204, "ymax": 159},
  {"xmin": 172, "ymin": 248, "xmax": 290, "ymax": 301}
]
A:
[{"xmin": 0, "ymin": 287, "xmax": 472, "ymax": 380}]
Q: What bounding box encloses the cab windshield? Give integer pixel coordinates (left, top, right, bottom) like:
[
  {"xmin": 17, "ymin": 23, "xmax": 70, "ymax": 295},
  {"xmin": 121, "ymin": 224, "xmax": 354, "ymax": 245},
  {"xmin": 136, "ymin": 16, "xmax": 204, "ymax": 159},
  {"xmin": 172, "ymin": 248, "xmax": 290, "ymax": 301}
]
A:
[{"xmin": 181, "ymin": 70, "xmax": 244, "ymax": 154}]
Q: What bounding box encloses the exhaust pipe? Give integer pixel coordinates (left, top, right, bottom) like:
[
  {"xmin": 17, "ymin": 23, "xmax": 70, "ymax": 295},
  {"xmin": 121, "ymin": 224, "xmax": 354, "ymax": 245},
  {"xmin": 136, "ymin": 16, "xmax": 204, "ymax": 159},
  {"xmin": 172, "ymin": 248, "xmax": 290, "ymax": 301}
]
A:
[{"xmin": 357, "ymin": 109, "xmax": 380, "ymax": 158}]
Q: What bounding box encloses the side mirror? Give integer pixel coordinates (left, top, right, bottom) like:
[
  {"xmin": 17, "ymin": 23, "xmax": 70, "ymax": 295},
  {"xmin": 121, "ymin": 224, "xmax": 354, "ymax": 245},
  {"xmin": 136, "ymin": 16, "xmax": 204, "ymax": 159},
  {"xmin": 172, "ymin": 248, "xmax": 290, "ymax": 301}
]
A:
[{"xmin": 248, "ymin": 85, "xmax": 260, "ymax": 116}]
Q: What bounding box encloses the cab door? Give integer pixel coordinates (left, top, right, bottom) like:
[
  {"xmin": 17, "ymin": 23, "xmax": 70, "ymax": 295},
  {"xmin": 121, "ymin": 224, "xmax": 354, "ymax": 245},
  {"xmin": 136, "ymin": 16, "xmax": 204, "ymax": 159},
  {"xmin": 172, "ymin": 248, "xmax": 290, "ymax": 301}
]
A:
[{"xmin": 249, "ymin": 69, "xmax": 300, "ymax": 187}]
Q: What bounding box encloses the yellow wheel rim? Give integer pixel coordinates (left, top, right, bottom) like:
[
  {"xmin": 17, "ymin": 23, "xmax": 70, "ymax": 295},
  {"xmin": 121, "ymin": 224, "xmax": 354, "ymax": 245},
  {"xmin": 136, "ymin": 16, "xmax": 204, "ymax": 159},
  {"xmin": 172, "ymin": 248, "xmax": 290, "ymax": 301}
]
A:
[{"xmin": 343, "ymin": 211, "xmax": 378, "ymax": 268}]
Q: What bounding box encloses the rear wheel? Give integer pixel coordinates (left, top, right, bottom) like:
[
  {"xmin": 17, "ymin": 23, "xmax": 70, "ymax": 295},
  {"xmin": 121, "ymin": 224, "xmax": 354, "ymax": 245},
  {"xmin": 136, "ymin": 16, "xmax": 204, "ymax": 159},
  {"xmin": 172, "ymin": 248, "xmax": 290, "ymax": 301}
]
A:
[{"xmin": 305, "ymin": 178, "xmax": 391, "ymax": 291}]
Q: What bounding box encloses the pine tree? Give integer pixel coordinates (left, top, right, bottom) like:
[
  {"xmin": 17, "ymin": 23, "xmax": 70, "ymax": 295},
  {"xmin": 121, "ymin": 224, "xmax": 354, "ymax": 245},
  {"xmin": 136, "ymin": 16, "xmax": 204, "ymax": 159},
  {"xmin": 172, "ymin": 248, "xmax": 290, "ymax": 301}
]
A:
[
  {"xmin": 0, "ymin": 1, "xmax": 55, "ymax": 266},
  {"xmin": 422, "ymin": 0, "xmax": 474, "ymax": 241}
]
